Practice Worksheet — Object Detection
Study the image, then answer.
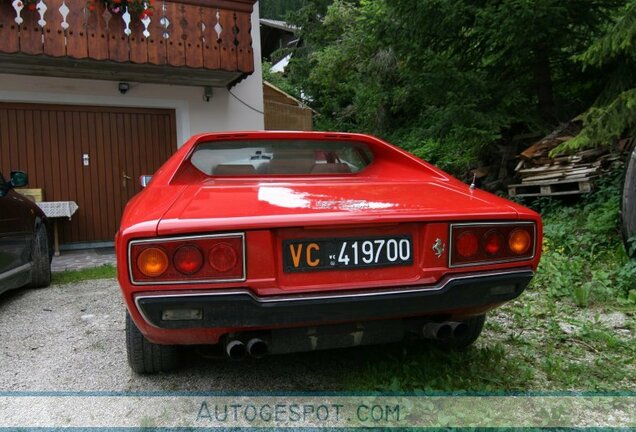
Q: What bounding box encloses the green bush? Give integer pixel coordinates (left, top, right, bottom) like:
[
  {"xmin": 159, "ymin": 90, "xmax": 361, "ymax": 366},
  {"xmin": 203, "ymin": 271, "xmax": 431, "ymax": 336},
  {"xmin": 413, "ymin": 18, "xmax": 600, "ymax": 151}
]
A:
[
  {"xmin": 389, "ymin": 128, "xmax": 484, "ymax": 176},
  {"xmin": 530, "ymin": 169, "xmax": 635, "ymax": 306}
]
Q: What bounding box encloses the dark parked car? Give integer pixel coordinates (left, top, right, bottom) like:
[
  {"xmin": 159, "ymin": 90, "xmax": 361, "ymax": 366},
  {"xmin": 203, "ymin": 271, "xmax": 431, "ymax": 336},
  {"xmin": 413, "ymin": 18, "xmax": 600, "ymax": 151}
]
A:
[{"xmin": 0, "ymin": 171, "xmax": 53, "ymax": 294}]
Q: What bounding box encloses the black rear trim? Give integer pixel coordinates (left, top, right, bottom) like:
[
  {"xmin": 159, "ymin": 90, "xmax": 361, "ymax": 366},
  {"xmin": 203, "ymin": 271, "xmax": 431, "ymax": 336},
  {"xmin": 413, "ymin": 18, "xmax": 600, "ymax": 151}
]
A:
[{"xmin": 135, "ymin": 269, "xmax": 533, "ymax": 329}]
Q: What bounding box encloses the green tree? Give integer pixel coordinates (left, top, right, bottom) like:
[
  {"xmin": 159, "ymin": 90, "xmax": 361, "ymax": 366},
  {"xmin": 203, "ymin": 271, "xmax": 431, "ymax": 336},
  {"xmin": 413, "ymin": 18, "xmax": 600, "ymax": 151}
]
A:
[
  {"xmin": 556, "ymin": 1, "xmax": 636, "ymax": 153},
  {"xmin": 283, "ymin": 0, "xmax": 627, "ymax": 174},
  {"xmin": 260, "ymin": 0, "xmax": 307, "ymax": 20}
]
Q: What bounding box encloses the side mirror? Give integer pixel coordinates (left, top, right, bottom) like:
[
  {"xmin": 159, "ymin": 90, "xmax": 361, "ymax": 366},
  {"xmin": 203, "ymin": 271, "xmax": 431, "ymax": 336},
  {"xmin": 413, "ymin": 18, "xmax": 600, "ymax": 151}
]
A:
[
  {"xmin": 10, "ymin": 171, "xmax": 28, "ymax": 188},
  {"xmin": 139, "ymin": 175, "xmax": 152, "ymax": 188}
]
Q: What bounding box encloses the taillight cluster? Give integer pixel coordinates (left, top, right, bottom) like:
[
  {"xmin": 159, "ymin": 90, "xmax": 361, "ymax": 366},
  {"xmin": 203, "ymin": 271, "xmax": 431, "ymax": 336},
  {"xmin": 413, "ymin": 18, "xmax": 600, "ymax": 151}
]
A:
[
  {"xmin": 129, "ymin": 233, "xmax": 245, "ymax": 284},
  {"xmin": 450, "ymin": 223, "xmax": 535, "ymax": 267}
]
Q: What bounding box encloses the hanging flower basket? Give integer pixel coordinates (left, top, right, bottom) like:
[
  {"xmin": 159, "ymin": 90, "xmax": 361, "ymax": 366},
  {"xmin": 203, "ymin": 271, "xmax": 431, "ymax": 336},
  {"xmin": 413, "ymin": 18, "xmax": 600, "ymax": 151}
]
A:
[
  {"xmin": 11, "ymin": 0, "xmax": 39, "ymax": 12},
  {"xmin": 87, "ymin": 0, "xmax": 154, "ymax": 18}
]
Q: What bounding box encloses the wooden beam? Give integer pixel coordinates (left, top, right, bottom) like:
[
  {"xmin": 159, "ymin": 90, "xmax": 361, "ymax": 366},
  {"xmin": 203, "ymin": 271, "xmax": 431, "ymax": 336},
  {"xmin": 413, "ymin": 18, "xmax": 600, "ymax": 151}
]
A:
[
  {"xmin": 0, "ymin": 53, "xmax": 245, "ymax": 87},
  {"xmin": 171, "ymin": 0, "xmax": 257, "ymax": 13}
]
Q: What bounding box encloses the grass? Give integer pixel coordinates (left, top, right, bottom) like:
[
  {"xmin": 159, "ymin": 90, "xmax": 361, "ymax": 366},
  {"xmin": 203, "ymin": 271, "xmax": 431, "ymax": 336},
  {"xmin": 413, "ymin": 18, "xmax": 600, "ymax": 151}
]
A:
[
  {"xmin": 342, "ymin": 289, "xmax": 635, "ymax": 392},
  {"xmin": 342, "ymin": 170, "xmax": 636, "ymax": 392},
  {"xmin": 51, "ymin": 264, "xmax": 117, "ymax": 285}
]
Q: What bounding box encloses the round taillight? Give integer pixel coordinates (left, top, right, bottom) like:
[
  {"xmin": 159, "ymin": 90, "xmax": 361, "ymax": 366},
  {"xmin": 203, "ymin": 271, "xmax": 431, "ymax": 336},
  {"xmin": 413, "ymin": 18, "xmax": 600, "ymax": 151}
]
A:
[
  {"xmin": 208, "ymin": 243, "xmax": 238, "ymax": 272},
  {"xmin": 173, "ymin": 245, "xmax": 204, "ymax": 275},
  {"xmin": 456, "ymin": 231, "xmax": 479, "ymax": 258},
  {"xmin": 509, "ymin": 229, "xmax": 532, "ymax": 255},
  {"xmin": 137, "ymin": 247, "xmax": 168, "ymax": 277},
  {"xmin": 483, "ymin": 230, "xmax": 504, "ymax": 256}
]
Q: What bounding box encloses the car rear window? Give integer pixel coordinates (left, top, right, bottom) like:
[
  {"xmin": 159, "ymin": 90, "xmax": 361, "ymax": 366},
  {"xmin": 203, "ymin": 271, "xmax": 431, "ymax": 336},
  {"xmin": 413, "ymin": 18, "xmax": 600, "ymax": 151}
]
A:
[{"xmin": 190, "ymin": 140, "xmax": 373, "ymax": 176}]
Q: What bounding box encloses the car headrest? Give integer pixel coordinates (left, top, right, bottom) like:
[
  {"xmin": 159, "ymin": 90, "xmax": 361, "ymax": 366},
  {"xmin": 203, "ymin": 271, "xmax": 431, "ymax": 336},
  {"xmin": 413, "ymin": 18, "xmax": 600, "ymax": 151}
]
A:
[
  {"xmin": 213, "ymin": 164, "xmax": 257, "ymax": 175},
  {"xmin": 267, "ymin": 159, "xmax": 316, "ymax": 175},
  {"xmin": 310, "ymin": 163, "xmax": 352, "ymax": 174}
]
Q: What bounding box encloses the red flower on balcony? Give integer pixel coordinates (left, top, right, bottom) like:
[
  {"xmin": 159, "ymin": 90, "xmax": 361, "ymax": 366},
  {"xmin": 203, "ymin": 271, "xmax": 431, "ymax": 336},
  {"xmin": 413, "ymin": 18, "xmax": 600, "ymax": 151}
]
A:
[
  {"xmin": 13, "ymin": 0, "xmax": 38, "ymax": 11},
  {"xmin": 86, "ymin": 0, "xmax": 153, "ymax": 17}
]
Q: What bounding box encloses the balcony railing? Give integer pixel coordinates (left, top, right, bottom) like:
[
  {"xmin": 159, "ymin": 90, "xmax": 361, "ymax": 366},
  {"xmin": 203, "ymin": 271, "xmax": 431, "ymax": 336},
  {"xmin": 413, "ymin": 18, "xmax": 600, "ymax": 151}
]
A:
[{"xmin": 0, "ymin": 0, "xmax": 256, "ymax": 86}]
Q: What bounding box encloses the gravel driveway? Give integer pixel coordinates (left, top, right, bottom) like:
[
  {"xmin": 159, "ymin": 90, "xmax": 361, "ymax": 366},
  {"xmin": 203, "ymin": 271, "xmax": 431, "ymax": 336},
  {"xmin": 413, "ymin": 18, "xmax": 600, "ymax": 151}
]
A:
[{"xmin": 0, "ymin": 279, "xmax": 357, "ymax": 392}]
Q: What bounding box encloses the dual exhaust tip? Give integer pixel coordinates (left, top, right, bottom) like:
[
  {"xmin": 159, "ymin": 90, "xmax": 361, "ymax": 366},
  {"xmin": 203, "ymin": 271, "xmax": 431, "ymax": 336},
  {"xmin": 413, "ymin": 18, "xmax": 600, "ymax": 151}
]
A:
[
  {"xmin": 225, "ymin": 338, "xmax": 268, "ymax": 361},
  {"xmin": 226, "ymin": 322, "xmax": 468, "ymax": 359},
  {"xmin": 423, "ymin": 321, "xmax": 469, "ymax": 340}
]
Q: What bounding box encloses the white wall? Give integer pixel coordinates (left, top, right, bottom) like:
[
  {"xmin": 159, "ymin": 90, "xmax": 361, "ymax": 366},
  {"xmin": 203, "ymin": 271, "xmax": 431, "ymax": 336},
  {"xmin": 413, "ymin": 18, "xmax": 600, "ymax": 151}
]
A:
[{"xmin": 0, "ymin": 3, "xmax": 264, "ymax": 146}]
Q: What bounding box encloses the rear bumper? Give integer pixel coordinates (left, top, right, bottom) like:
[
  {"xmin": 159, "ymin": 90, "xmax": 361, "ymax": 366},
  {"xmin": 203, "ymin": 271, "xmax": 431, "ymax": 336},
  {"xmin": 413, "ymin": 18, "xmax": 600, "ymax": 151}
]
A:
[{"xmin": 134, "ymin": 268, "xmax": 533, "ymax": 330}]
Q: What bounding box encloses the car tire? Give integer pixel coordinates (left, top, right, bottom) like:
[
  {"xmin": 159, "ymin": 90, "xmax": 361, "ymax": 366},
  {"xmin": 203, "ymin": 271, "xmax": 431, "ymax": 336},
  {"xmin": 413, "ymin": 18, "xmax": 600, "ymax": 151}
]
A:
[
  {"xmin": 621, "ymin": 146, "xmax": 636, "ymax": 257},
  {"xmin": 29, "ymin": 224, "xmax": 51, "ymax": 288},
  {"xmin": 126, "ymin": 312, "xmax": 179, "ymax": 373},
  {"xmin": 436, "ymin": 315, "xmax": 486, "ymax": 350}
]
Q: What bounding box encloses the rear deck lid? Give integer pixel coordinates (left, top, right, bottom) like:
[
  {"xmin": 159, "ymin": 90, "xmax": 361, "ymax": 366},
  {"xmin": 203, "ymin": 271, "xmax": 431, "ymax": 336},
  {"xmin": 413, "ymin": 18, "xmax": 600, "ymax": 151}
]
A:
[{"xmin": 157, "ymin": 180, "xmax": 520, "ymax": 235}]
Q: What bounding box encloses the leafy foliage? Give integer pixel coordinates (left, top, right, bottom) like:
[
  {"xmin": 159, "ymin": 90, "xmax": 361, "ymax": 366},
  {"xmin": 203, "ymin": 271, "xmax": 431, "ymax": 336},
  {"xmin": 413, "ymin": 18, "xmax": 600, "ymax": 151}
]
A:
[
  {"xmin": 259, "ymin": 0, "xmax": 306, "ymax": 20},
  {"xmin": 530, "ymin": 170, "xmax": 636, "ymax": 305},
  {"xmin": 280, "ymin": 0, "xmax": 627, "ymax": 174},
  {"xmin": 262, "ymin": 61, "xmax": 302, "ymax": 99},
  {"xmin": 555, "ymin": 2, "xmax": 636, "ymax": 153}
]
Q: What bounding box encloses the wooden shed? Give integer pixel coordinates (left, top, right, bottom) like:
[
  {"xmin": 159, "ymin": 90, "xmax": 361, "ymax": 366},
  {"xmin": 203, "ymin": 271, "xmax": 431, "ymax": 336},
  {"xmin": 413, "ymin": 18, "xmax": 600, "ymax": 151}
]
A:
[{"xmin": 263, "ymin": 81, "xmax": 314, "ymax": 131}]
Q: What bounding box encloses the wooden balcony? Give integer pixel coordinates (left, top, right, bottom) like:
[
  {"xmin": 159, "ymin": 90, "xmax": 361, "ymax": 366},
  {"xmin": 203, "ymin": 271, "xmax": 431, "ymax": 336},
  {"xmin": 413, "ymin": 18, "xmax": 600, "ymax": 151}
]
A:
[{"xmin": 0, "ymin": 0, "xmax": 257, "ymax": 86}]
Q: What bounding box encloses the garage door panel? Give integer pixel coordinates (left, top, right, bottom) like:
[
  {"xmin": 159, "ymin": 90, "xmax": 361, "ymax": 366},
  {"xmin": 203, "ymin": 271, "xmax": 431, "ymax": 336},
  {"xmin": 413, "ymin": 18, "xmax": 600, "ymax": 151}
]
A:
[
  {"xmin": 93, "ymin": 112, "xmax": 108, "ymax": 241},
  {"xmin": 0, "ymin": 103, "xmax": 177, "ymax": 244}
]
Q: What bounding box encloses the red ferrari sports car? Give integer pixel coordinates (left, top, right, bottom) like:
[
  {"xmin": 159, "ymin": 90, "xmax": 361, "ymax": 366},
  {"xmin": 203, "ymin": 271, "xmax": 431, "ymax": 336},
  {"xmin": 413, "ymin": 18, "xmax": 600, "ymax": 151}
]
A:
[{"xmin": 116, "ymin": 131, "xmax": 542, "ymax": 373}]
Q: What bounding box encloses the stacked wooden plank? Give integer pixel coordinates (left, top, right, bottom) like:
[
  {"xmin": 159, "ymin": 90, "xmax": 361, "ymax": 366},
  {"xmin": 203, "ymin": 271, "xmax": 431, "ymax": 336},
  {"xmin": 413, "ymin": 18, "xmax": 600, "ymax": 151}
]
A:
[{"xmin": 508, "ymin": 123, "xmax": 628, "ymax": 198}]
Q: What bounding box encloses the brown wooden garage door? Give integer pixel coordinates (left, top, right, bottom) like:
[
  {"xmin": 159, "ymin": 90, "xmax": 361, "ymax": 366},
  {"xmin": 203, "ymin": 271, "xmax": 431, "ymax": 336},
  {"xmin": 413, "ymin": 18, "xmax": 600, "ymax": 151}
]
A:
[{"xmin": 0, "ymin": 103, "xmax": 177, "ymax": 245}]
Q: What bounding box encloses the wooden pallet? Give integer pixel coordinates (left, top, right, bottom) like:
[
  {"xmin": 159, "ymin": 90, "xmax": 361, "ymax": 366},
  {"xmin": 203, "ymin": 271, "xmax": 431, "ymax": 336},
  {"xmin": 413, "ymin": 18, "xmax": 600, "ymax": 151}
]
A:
[{"xmin": 508, "ymin": 178, "xmax": 593, "ymax": 198}]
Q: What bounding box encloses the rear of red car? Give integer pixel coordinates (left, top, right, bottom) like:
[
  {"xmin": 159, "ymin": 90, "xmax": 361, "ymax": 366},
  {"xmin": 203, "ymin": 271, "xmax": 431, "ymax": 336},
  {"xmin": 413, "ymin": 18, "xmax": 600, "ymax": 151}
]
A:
[{"xmin": 116, "ymin": 132, "xmax": 541, "ymax": 373}]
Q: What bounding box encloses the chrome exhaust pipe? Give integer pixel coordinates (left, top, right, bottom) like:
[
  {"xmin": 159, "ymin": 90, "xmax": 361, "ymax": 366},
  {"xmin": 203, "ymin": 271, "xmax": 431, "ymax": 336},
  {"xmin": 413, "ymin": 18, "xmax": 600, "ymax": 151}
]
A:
[
  {"xmin": 423, "ymin": 322, "xmax": 452, "ymax": 340},
  {"xmin": 450, "ymin": 322, "xmax": 469, "ymax": 339},
  {"xmin": 246, "ymin": 338, "xmax": 268, "ymax": 359},
  {"xmin": 225, "ymin": 339, "xmax": 247, "ymax": 361}
]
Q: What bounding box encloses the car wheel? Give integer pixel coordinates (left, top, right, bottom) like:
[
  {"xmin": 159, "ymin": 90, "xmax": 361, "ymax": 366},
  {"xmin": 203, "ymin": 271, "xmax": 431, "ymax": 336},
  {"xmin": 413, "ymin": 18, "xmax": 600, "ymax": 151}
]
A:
[
  {"xmin": 436, "ymin": 315, "xmax": 486, "ymax": 350},
  {"xmin": 126, "ymin": 312, "xmax": 179, "ymax": 373},
  {"xmin": 29, "ymin": 224, "xmax": 51, "ymax": 288},
  {"xmin": 621, "ymin": 146, "xmax": 636, "ymax": 257}
]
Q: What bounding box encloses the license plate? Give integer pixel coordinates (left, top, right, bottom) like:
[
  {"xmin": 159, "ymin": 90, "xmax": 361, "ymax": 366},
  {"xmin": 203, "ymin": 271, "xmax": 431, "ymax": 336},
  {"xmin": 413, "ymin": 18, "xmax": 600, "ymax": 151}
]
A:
[{"xmin": 283, "ymin": 235, "xmax": 413, "ymax": 272}]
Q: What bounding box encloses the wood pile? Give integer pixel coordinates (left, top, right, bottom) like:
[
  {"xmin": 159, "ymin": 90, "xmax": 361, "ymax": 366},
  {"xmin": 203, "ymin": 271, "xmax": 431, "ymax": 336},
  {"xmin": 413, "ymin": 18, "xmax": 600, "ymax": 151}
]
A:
[{"xmin": 508, "ymin": 123, "xmax": 630, "ymax": 198}]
